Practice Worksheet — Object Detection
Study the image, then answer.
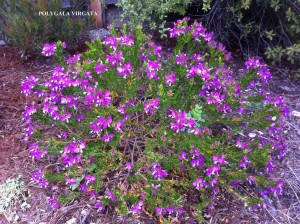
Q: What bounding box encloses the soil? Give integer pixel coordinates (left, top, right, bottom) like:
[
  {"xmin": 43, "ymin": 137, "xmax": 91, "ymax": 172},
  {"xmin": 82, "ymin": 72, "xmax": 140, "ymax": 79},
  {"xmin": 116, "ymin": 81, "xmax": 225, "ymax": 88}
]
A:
[{"xmin": 0, "ymin": 45, "xmax": 299, "ymax": 224}]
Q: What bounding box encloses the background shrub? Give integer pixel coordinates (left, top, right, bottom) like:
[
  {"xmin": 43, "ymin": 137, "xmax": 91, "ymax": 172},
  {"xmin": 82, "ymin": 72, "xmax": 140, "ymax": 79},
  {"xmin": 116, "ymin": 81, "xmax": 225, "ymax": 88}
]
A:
[
  {"xmin": 118, "ymin": 0, "xmax": 300, "ymax": 64},
  {"xmin": 0, "ymin": 0, "xmax": 92, "ymax": 56},
  {"xmin": 191, "ymin": 0, "xmax": 300, "ymax": 64},
  {"xmin": 116, "ymin": 0, "xmax": 191, "ymax": 37}
]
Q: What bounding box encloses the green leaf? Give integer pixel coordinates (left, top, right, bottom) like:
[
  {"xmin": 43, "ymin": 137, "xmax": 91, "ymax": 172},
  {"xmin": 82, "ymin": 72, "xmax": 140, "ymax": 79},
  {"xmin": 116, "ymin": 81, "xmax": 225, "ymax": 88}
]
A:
[{"xmin": 58, "ymin": 192, "xmax": 81, "ymax": 206}]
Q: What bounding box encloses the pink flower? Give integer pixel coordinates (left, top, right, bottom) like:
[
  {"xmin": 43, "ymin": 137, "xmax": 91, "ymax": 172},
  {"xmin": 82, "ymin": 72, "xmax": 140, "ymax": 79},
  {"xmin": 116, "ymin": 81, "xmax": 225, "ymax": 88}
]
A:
[
  {"xmin": 165, "ymin": 73, "xmax": 178, "ymax": 86},
  {"xmin": 42, "ymin": 43, "xmax": 56, "ymax": 56}
]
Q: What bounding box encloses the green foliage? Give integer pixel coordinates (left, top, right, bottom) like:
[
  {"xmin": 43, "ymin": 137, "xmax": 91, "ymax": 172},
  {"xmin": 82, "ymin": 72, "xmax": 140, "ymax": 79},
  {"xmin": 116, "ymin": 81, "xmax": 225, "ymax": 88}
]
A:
[
  {"xmin": 44, "ymin": 170, "xmax": 65, "ymax": 182},
  {"xmin": 0, "ymin": 176, "xmax": 31, "ymax": 223},
  {"xmin": 116, "ymin": 0, "xmax": 191, "ymax": 37},
  {"xmin": 0, "ymin": 0, "xmax": 92, "ymax": 56},
  {"xmin": 192, "ymin": 0, "xmax": 300, "ymax": 65},
  {"xmin": 58, "ymin": 192, "xmax": 81, "ymax": 206}
]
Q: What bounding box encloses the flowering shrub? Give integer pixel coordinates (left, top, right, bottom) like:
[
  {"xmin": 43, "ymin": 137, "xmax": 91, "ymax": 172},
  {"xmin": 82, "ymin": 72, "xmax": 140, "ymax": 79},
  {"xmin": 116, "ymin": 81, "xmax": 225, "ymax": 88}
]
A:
[{"xmin": 22, "ymin": 18, "xmax": 289, "ymax": 222}]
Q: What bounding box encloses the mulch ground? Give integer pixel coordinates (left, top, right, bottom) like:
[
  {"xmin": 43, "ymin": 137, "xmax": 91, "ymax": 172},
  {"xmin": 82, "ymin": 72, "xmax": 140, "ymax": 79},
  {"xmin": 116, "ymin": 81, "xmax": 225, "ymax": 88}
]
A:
[{"xmin": 0, "ymin": 45, "xmax": 299, "ymax": 224}]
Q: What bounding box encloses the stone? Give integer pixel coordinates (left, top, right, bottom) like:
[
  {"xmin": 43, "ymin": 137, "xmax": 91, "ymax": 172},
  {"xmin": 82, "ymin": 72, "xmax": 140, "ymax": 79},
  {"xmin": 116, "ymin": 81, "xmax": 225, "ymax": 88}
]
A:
[
  {"xmin": 88, "ymin": 28, "xmax": 112, "ymax": 42},
  {"xmin": 0, "ymin": 40, "xmax": 6, "ymax": 46},
  {"xmin": 105, "ymin": 0, "xmax": 117, "ymax": 4},
  {"xmin": 292, "ymin": 111, "xmax": 300, "ymax": 117}
]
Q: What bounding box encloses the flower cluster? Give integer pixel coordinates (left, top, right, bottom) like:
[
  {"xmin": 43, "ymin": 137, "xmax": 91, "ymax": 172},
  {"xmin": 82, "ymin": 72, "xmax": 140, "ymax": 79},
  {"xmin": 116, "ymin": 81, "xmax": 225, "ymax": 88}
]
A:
[
  {"xmin": 21, "ymin": 76, "xmax": 38, "ymax": 96},
  {"xmin": 151, "ymin": 162, "xmax": 168, "ymax": 180},
  {"xmin": 155, "ymin": 206, "xmax": 184, "ymax": 217},
  {"xmin": 144, "ymin": 98, "xmax": 160, "ymax": 115},
  {"xmin": 42, "ymin": 43, "xmax": 56, "ymax": 56},
  {"xmin": 31, "ymin": 170, "xmax": 48, "ymax": 188},
  {"xmin": 29, "ymin": 142, "xmax": 48, "ymax": 160}
]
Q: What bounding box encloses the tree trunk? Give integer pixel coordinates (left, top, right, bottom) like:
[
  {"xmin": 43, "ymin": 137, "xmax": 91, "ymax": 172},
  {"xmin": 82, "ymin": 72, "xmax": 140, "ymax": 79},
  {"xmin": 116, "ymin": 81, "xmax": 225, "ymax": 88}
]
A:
[{"xmin": 91, "ymin": 0, "xmax": 103, "ymax": 27}]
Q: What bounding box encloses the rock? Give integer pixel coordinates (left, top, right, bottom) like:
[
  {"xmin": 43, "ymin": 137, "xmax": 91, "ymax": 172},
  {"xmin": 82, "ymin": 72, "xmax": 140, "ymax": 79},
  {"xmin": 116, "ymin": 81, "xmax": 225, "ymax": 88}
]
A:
[
  {"xmin": 89, "ymin": 28, "xmax": 111, "ymax": 42},
  {"xmin": 0, "ymin": 40, "xmax": 6, "ymax": 46},
  {"xmin": 292, "ymin": 111, "xmax": 300, "ymax": 117},
  {"xmin": 65, "ymin": 217, "xmax": 77, "ymax": 224},
  {"xmin": 248, "ymin": 133, "xmax": 256, "ymax": 138}
]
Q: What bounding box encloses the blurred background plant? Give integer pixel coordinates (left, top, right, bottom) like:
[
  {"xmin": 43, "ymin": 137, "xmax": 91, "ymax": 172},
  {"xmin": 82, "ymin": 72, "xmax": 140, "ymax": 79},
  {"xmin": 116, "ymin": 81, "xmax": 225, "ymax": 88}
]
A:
[
  {"xmin": 0, "ymin": 0, "xmax": 93, "ymax": 58},
  {"xmin": 116, "ymin": 0, "xmax": 191, "ymax": 37},
  {"xmin": 117, "ymin": 0, "xmax": 300, "ymax": 64},
  {"xmin": 0, "ymin": 176, "xmax": 31, "ymax": 223},
  {"xmin": 191, "ymin": 0, "xmax": 300, "ymax": 64}
]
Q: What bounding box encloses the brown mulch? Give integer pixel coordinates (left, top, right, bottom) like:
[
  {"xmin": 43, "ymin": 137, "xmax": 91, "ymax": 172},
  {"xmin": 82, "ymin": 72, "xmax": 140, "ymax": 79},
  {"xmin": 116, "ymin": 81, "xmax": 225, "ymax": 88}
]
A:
[
  {"xmin": 0, "ymin": 45, "xmax": 299, "ymax": 223},
  {"xmin": 0, "ymin": 46, "xmax": 56, "ymax": 223}
]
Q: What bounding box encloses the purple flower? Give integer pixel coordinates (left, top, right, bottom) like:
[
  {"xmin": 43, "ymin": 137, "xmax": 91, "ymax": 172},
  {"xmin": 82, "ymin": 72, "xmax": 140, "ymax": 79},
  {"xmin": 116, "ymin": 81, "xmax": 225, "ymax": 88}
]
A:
[
  {"xmin": 103, "ymin": 36, "xmax": 118, "ymax": 49},
  {"xmin": 271, "ymin": 180, "xmax": 284, "ymax": 196},
  {"xmin": 63, "ymin": 141, "xmax": 85, "ymax": 154},
  {"xmin": 125, "ymin": 162, "xmax": 134, "ymax": 170},
  {"xmin": 79, "ymin": 184, "xmax": 88, "ymax": 193},
  {"xmin": 169, "ymin": 25, "xmax": 185, "ymax": 38},
  {"xmin": 156, "ymin": 207, "xmax": 166, "ymax": 216},
  {"xmin": 113, "ymin": 120, "xmax": 124, "ymax": 133},
  {"xmin": 168, "ymin": 109, "xmax": 196, "ymax": 133},
  {"xmin": 84, "ymin": 175, "xmax": 96, "ymax": 185},
  {"xmin": 151, "ymin": 162, "xmax": 168, "ymax": 180},
  {"xmin": 117, "ymin": 62, "xmax": 133, "ymax": 78},
  {"xmin": 67, "ymin": 54, "xmax": 80, "ymax": 65},
  {"xmin": 248, "ymin": 176, "xmax": 255, "ymax": 185},
  {"xmin": 205, "ymin": 165, "xmax": 221, "ymax": 177},
  {"xmin": 62, "ymin": 41, "xmax": 67, "ymax": 49},
  {"xmin": 205, "ymin": 91, "xmax": 225, "ymax": 105},
  {"xmin": 165, "ymin": 73, "xmax": 178, "ymax": 86},
  {"xmin": 25, "ymin": 124, "xmax": 35, "ymax": 137},
  {"xmin": 236, "ymin": 139, "xmax": 247, "ymax": 149},
  {"xmin": 106, "ymin": 189, "xmax": 118, "ymax": 202},
  {"xmin": 106, "ymin": 50, "xmax": 124, "ymax": 66},
  {"xmin": 21, "ymin": 76, "xmax": 38, "ymax": 96},
  {"xmin": 176, "ymin": 208, "xmax": 184, "ymax": 216},
  {"xmin": 144, "ymin": 98, "xmax": 160, "ymax": 115},
  {"xmin": 151, "ymin": 183, "xmax": 161, "ymax": 195},
  {"xmin": 266, "ymin": 157, "xmax": 275, "ymax": 173},
  {"xmin": 23, "ymin": 103, "xmax": 37, "ymax": 118},
  {"xmin": 251, "ymin": 204, "xmax": 262, "ymax": 211},
  {"xmin": 175, "ymin": 52, "xmax": 188, "ymax": 66},
  {"xmin": 193, "ymin": 177, "xmax": 207, "ymax": 190},
  {"xmin": 95, "ymin": 201, "xmax": 105, "ymax": 212},
  {"xmin": 48, "ymin": 194, "xmax": 61, "ymax": 209},
  {"xmin": 210, "ymin": 178, "xmax": 218, "ymax": 187},
  {"xmin": 120, "ymin": 35, "xmax": 134, "ymax": 46},
  {"xmin": 61, "ymin": 154, "xmax": 82, "ymax": 167},
  {"xmin": 191, "ymin": 148, "xmax": 201, "ymax": 158},
  {"xmin": 29, "ymin": 142, "xmax": 48, "ymax": 160},
  {"xmin": 132, "ymin": 200, "xmax": 143, "ymax": 214},
  {"xmin": 166, "ymin": 206, "xmax": 175, "ymax": 214},
  {"xmin": 42, "ymin": 43, "xmax": 56, "ymax": 56},
  {"xmin": 145, "ymin": 60, "xmax": 161, "ymax": 80},
  {"xmin": 212, "ymin": 153, "xmax": 228, "ymax": 165},
  {"xmin": 76, "ymin": 114, "xmax": 85, "ymax": 122},
  {"xmin": 31, "ymin": 170, "xmax": 48, "ymax": 188},
  {"xmin": 90, "ymin": 116, "xmax": 112, "ymax": 134},
  {"xmin": 89, "ymin": 190, "xmax": 99, "ymax": 199},
  {"xmin": 178, "ymin": 151, "xmax": 188, "ymax": 161},
  {"xmin": 238, "ymin": 155, "xmax": 250, "ymax": 169},
  {"xmin": 65, "ymin": 176, "xmax": 77, "ymax": 186},
  {"xmin": 191, "ymin": 157, "xmax": 205, "ymax": 167},
  {"xmin": 102, "ymin": 133, "xmax": 115, "ymax": 142},
  {"xmin": 95, "ymin": 62, "xmax": 109, "ymax": 74}
]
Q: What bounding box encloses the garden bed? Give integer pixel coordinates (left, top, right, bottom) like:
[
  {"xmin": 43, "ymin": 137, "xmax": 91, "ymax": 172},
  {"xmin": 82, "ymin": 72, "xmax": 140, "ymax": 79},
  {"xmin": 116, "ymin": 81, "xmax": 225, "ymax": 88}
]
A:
[{"xmin": 0, "ymin": 38, "xmax": 299, "ymax": 223}]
